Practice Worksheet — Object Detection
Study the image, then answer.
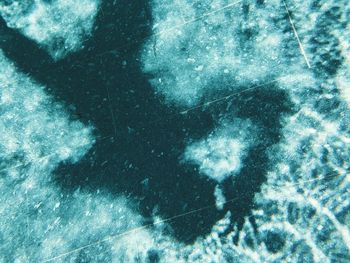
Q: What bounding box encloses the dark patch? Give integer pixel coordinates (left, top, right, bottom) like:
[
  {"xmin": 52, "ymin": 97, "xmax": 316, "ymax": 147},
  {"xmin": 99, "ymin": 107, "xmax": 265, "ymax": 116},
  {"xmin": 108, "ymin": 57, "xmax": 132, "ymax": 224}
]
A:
[
  {"xmin": 217, "ymin": 86, "xmax": 293, "ymax": 239},
  {"xmin": 310, "ymin": 7, "xmax": 345, "ymax": 77},
  {"xmin": 0, "ymin": 0, "xmax": 294, "ymax": 247},
  {"xmin": 0, "ymin": 0, "xmax": 220, "ymax": 243},
  {"xmin": 147, "ymin": 249, "xmax": 160, "ymax": 263},
  {"xmin": 287, "ymin": 202, "xmax": 299, "ymax": 225},
  {"xmin": 263, "ymin": 230, "xmax": 286, "ymax": 253}
]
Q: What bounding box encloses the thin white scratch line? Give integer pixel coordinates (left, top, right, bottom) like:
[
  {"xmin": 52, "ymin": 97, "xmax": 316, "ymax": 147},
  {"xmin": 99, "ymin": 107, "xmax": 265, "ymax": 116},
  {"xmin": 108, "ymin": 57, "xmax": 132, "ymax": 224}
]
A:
[
  {"xmin": 41, "ymin": 196, "xmax": 238, "ymax": 262},
  {"xmin": 146, "ymin": 75, "xmax": 292, "ymax": 125},
  {"xmin": 270, "ymin": 171, "xmax": 341, "ymax": 188},
  {"xmin": 97, "ymin": 0, "xmax": 243, "ymax": 57},
  {"xmin": 155, "ymin": 0, "xmax": 243, "ymax": 36},
  {"xmin": 40, "ymin": 169, "xmax": 339, "ymax": 262},
  {"xmin": 176, "ymin": 75, "xmax": 290, "ymax": 116},
  {"xmin": 283, "ymin": 0, "xmax": 311, "ymax": 68},
  {"xmin": 105, "ymin": 85, "xmax": 118, "ymax": 138},
  {"xmin": 0, "ymin": 75, "xmax": 294, "ymax": 175}
]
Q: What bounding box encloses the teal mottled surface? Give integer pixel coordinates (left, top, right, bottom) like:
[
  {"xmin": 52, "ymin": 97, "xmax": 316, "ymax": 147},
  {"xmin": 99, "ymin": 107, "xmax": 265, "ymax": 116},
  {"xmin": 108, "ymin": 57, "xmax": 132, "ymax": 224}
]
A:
[{"xmin": 0, "ymin": 0, "xmax": 349, "ymax": 262}]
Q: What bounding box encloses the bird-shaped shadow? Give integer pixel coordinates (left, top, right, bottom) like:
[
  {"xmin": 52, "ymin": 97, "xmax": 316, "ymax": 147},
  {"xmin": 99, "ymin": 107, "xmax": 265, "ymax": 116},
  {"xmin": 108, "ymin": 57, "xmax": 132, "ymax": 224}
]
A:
[{"xmin": 0, "ymin": 0, "xmax": 293, "ymax": 244}]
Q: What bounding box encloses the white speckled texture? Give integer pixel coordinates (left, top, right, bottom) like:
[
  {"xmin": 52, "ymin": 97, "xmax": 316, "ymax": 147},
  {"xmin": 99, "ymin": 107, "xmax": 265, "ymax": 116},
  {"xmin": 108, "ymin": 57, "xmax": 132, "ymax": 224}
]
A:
[
  {"xmin": 1, "ymin": 0, "xmax": 350, "ymax": 262},
  {"xmin": 0, "ymin": 0, "xmax": 100, "ymax": 59}
]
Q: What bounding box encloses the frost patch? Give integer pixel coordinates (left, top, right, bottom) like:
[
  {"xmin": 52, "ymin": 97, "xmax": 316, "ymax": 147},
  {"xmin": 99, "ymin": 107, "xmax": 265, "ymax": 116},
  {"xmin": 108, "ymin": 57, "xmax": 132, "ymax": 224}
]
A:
[
  {"xmin": 0, "ymin": 50, "xmax": 160, "ymax": 261},
  {"xmin": 184, "ymin": 137, "xmax": 243, "ymax": 182},
  {"xmin": 214, "ymin": 185, "xmax": 226, "ymax": 210},
  {"xmin": 0, "ymin": 50, "xmax": 94, "ymax": 169},
  {"xmin": 183, "ymin": 119, "xmax": 253, "ymax": 182},
  {"xmin": 0, "ymin": 0, "xmax": 100, "ymax": 59},
  {"xmin": 142, "ymin": 0, "xmax": 299, "ymax": 106}
]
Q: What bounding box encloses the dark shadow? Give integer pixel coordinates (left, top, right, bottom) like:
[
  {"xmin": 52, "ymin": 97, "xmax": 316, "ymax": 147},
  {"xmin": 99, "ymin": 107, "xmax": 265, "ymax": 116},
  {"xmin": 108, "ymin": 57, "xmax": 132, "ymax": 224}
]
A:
[
  {"xmin": 0, "ymin": 17, "xmax": 54, "ymax": 75},
  {"xmin": 0, "ymin": 0, "xmax": 294, "ymax": 245},
  {"xmin": 218, "ymin": 86, "xmax": 294, "ymax": 242},
  {"xmin": 0, "ymin": 0, "xmax": 221, "ymax": 243}
]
